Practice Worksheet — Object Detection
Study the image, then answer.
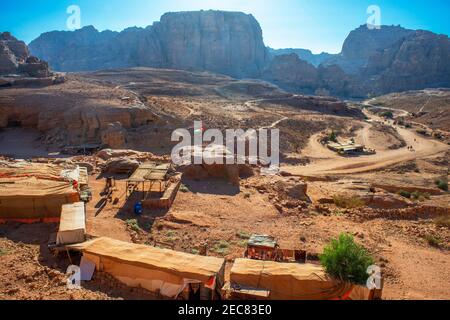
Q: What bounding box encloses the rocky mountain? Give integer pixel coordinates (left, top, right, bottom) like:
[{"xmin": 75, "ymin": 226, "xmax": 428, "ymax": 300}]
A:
[
  {"xmin": 0, "ymin": 32, "xmax": 51, "ymax": 78},
  {"xmin": 263, "ymin": 25, "xmax": 450, "ymax": 97},
  {"xmin": 363, "ymin": 30, "xmax": 450, "ymax": 94},
  {"xmin": 28, "ymin": 12, "xmax": 450, "ymax": 98},
  {"xmin": 263, "ymin": 53, "xmax": 319, "ymax": 93},
  {"xmin": 267, "ymin": 48, "xmax": 336, "ymax": 67},
  {"xmin": 30, "ymin": 11, "xmax": 268, "ymax": 78},
  {"xmin": 324, "ymin": 25, "xmax": 415, "ymax": 74}
]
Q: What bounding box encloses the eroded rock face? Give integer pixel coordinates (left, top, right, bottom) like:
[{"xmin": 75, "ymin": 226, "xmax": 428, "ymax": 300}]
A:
[
  {"xmin": 335, "ymin": 25, "xmax": 414, "ymax": 74},
  {"xmin": 30, "ymin": 11, "xmax": 268, "ymax": 78},
  {"xmin": 263, "ymin": 26, "xmax": 450, "ymax": 97},
  {"xmin": 263, "ymin": 54, "xmax": 319, "ymax": 93},
  {"xmin": 101, "ymin": 122, "xmax": 128, "ymax": 149},
  {"xmin": 0, "ymin": 32, "xmax": 51, "ymax": 78},
  {"xmin": 364, "ymin": 31, "xmax": 450, "ymax": 94},
  {"xmin": 0, "ymin": 76, "xmax": 160, "ymax": 146}
]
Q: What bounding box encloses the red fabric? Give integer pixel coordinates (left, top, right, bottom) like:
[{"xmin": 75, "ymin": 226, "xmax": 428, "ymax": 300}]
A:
[{"xmin": 0, "ymin": 217, "xmax": 60, "ymax": 224}]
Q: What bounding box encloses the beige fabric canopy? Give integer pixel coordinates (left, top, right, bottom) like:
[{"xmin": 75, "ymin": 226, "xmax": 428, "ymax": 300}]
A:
[
  {"xmin": 68, "ymin": 237, "xmax": 226, "ymax": 298},
  {"xmin": 57, "ymin": 202, "xmax": 86, "ymax": 245},
  {"xmin": 230, "ymin": 258, "xmax": 371, "ymax": 300},
  {"xmin": 0, "ymin": 177, "xmax": 79, "ymax": 220}
]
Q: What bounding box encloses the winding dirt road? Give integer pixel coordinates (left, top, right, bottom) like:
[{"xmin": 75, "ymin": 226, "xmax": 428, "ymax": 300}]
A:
[{"xmin": 282, "ymin": 105, "xmax": 449, "ymax": 176}]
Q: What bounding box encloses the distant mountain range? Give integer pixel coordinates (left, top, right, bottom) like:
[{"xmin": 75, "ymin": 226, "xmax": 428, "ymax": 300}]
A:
[{"xmin": 16, "ymin": 10, "xmax": 450, "ymax": 98}]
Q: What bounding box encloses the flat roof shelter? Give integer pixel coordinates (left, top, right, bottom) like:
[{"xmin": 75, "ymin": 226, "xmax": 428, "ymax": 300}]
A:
[
  {"xmin": 67, "ymin": 237, "xmax": 226, "ymax": 300},
  {"xmin": 0, "ymin": 162, "xmax": 80, "ymax": 223},
  {"xmin": 57, "ymin": 202, "xmax": 86, "ymax": 245},
  {"xmin": 126, "ymin": 162, "xmax": 172, "ymax": 199},
  {"xmin": 228, "ymin": 259, "xmax": 376, "ymax": 300},
  {"xmin": 327, "ymin": 142, "xmax": 365, "ymax": 154}
]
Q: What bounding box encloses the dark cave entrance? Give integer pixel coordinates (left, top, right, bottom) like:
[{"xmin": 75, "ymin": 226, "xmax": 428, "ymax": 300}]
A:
[{"xmin": 7, "ymin": 118, "xmax": 22, "ymax": 128}]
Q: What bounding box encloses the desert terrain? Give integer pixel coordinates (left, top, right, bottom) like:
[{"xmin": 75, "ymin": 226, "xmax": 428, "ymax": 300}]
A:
[{"xmin": 0, "ymin": 66, "xmax": 449, "ymax": 300}]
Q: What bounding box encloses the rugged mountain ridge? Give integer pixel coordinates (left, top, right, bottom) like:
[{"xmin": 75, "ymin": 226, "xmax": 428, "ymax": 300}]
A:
[
  {"xmin": 28, "ymin": 11, "xmax": 450, "ymax": 97},
  {"xmin": 263, "ymin": 26, "xmax": 450, "ymax": 97},
  {"xmin": 30, "ymin": 11, "xmax": 268, "ymax": 78}
]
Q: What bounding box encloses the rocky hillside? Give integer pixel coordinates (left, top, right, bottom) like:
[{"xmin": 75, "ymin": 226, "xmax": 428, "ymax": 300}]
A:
[
  {"xmin": 30, "ymin": 11, "xmax": 268, "ymax": 78},
  {"xmin": 363, "ymin": 31, "xmax": 450, "ymax": 94},
  {"xmin": 0, "ymin": 32, "xmax": 52, "ymax": 79},
  {"xmin": 325, "ymin": 25, "xmax": 414, "ymax": 74},
  {"xmin": 264, "ymin": 26, "xmax": 450, "ymax": 97}
]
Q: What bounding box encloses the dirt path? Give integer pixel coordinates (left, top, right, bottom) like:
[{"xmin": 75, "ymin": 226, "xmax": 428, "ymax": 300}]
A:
[
  {"xmin": 283, "ymin": 106, "xmax": 449, "ymax": 176},
  {"xmin": 245, "ymin": 98, "xmax": 289, "ymax": 129}
]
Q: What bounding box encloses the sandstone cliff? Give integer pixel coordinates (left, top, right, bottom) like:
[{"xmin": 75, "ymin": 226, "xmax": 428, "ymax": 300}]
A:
[
  {"xmin": 325, "ymin": 25, "xmax": 414, "ymax": 74},
  {"xmin": 30, "ymin": 11, "xmax": 268, "ymax": 78},
  {"xmin": 264, "ymin": 25, "xmax": 450, "ymax": 97},
  {"xmin": 364, "ymin": 30, "xmax": 450, "ymax": 94},
  {"xmin": 0, "ymin": 32, "xmax": 51, "ymax": 78}
]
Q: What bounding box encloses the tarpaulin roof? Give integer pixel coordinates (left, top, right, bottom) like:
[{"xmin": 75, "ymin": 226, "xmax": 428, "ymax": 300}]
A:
[
  {"xmin": 0, "ymin": 177, "xmax": 77, "ymax": 197},
  {"xmin": 230, "ymin": 258, "xmax": 371, "ymax": 300},
  {"xmin": 0, "ymin": 161, "xmax": 77, "ymax": 182},
  {"xmin": 57, "ymin": 202, "xmax": 86, "ymax": 245},
  {"xmin": 67, "ymin": 237, "xmax": 225, "ymax": 282},
  {"xmin": 59, "ymin": 202, "xmax": 86, "ymax": 232}
]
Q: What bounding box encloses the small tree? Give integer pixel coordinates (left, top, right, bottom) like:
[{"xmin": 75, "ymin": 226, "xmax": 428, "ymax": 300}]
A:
[
  {"xmin": 320, "ymin": 233, "xmax": 374, "ymax": 285},
  {"xmin": 329, "ymin": 131, "xmax": 338, "ymax": 143},
  {"xmin": 381, "ymin": 111, "xmax": 394, "ymax": 119}
]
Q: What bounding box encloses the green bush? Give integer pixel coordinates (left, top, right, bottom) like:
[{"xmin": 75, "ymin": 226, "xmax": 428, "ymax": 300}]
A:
[
  {"xmin": 381, "ymin": 111, "xmax": 394, "ymax": 119},
  {"xmin": 424, "ymin": 234, "xmax": 442, "ymax": 248},
  {"xmin": 329, "ymin": 131, "xmax": 338, "ymax": 143},
  {"xmin": 211, "ymin": 240, "xmax": 230, "ymax": 256},
  {"xmin": 320, "ymin": 233, "xmax": 374, "ymax": 285},
  {"xmin": 126, "ymin": 219, "xmax": 140, "ymax": 232},
  {"xmin": 435, "ymin": 180, "xmax": 448, "ymax": 192},
  {"xmin": 398, "ymin": 190, "xmax": 411, "ymax": 199}
]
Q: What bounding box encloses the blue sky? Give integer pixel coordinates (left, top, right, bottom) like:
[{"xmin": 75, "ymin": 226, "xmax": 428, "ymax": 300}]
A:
[{"xmin": 1, "ymin": 0, "xmax": 449, "ymax": 53}]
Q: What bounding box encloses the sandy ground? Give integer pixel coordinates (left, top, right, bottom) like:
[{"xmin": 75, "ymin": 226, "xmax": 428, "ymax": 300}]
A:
[
  {"xmin": 0, "ymin": 76, "xmax": 448, "ymax": 300},
  {"xmin": 0, "ymin": 128, "xmax": 64, "ymax": 159},
  {"xmin": 283, "ymin": 109, "xmax": 449, "ymax": 176}
]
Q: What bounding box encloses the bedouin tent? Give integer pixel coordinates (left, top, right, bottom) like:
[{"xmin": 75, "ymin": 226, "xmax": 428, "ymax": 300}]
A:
[
  {"xmin": 67, "ymin": 237, "xmax": 226, "ymax": 299},
  {"xmin": 0, "ymin": 177, "xmax": 80, "ymax": 222},
  {"xmin": 57, "ymin": 202, "xmax": 86, "ymax": 245},
  {"xmin": 229, "ymin": 258, "xmax": 373, "ymax": 300}
]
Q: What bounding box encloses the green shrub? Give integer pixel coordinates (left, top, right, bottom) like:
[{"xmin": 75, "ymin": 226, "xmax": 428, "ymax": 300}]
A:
[
  {"xmin": 320, "ymin": 233, "xmax": 374, "ymax": 285},
  {"xmin": 329, "ymin": 131, "xmax": 338, "ymax": 143},
  {"xmin": 435, "ymin": 180, "xmax": 448, "ymax": 192},
  {"xmin": 381, "ymin": 111, "xmax": 394, "ymax": 119},
  {"xmin": 126, "ymin": 219, "xmax": 140, "ymax": 232},
  {"xmin": 424, "ymin": 234, "xmax": 442, "ymax": 248},
  {"xmin": 333, "ymin": 195, "xmax": 365, "ymax": 209},
  {"xmin": 398, "ymin": 190, "xmax": 411, "ymax": 199},
  {"xmin": 236, "ymin": 231, "xmax": 251, "ymax": 240},
  {"xmin": 212, "ymin": 240, "xmax": 230, "ymax": 255},
  {"xmin": 0, "ymin": 248, "xmax": 8, "ymax": 256}
]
